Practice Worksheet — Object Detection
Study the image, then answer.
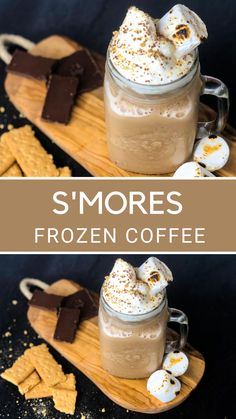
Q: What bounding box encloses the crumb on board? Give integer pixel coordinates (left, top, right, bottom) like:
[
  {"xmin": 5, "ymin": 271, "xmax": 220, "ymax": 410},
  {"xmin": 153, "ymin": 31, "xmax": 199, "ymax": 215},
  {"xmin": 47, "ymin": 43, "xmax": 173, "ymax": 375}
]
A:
[
  {"xmin": 11, "ymin": 300, "xmax": 18, "ymax": 305},
  {"xmin": 0, "ymin": 106, "xmax": 5, "ymax": 113}
]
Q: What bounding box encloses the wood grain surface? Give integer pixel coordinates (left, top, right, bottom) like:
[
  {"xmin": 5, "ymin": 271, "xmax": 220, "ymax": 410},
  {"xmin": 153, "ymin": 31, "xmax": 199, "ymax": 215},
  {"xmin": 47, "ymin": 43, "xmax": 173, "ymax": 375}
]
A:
[
  {"xmin": 4, "ymin": 35, "xmax": 236, "ymax": 177},
  {"xmin": 27, "ymin": 279, "xmax": 205, "ymax": 414}
]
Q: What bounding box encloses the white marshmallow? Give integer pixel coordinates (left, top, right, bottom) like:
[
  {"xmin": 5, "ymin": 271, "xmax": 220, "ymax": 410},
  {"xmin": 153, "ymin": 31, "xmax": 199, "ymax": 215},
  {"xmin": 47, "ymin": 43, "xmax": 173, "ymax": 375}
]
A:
[
  {"xmin": 147, "ymin": 370, "xmax": 181, "ymax": 403},
  {"xmin": 157, "ymin": 4, "xmax": 208, "ymax": 58},
  {"xmin": 136, "ymin": 257, "xmax": 173, "ymax": 296},
  {"xmin": 193, "ymin": 135, "xmax": 230, "ymax": 172},
  {"xmin": 163, "ymin": 351, "xmax": 189, "ymax": 377},
  {"xmin": 173, "ymin": 162, "xmax": 215, "ymax": 178}
]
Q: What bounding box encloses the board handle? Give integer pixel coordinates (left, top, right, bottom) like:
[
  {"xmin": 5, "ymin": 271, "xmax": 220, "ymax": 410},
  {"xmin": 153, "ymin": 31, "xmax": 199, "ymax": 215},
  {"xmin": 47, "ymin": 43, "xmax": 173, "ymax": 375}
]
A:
[
  {"xmin": 19, "ymin": 278, "xmax": 49, "ymax": 300},
  {"xmin": 0, "ymin": 34, "xmax": 35, "ymax": 64}
]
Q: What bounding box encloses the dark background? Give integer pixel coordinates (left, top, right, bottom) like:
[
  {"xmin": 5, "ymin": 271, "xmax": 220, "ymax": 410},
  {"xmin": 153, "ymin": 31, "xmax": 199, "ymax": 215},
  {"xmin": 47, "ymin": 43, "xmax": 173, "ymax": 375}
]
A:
[
  {"xmin": 0, "ymin": 254, "xmax": 235, "ymax": 419},
  {"xmin": 0, "ymin": 0, "xmax": 235, "ymax": 176}
]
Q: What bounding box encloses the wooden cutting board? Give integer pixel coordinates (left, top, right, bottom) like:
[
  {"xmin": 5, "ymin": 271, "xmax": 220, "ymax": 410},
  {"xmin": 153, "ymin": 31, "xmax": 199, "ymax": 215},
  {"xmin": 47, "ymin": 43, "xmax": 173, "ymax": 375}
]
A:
[
  {"xmin": 4, "ymin": 35, "xmax": 236, "ymax": 177},
  {"xmin": 27, "ymin": 279, "xmax": 205, "ymax": 414}
]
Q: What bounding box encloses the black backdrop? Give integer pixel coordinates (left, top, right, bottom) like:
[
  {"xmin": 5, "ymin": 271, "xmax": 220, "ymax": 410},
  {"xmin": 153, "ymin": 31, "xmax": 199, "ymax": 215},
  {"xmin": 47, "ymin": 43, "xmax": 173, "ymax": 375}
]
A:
[{"xmin": 0, "ymin": 254, "xmax": 235, "ymax": 418}]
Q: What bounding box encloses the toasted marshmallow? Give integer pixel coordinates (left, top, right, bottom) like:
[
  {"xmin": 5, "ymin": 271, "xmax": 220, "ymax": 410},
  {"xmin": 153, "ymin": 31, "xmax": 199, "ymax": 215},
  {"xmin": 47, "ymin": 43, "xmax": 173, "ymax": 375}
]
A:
[
  {"xmin": 163, "ymin": 351, "xmax": 189, "ymax": 377},
  {"xmin": 173, "ymin": 162, "xmax": 215, "ymax": 178},
  {"xmin": 193, "ymin": 135, "xmax": 230, "ymax": 172},
  {"xmin": 157, "ymin": 4, "xmax": 208, "ymax": 58},
  {"xmin": 147, "ymin": 370, "xmax": 181, "ymax": 403},
  {"xmin": 136, "ymin": 257, "xmax": 173, "ymax": 296}
]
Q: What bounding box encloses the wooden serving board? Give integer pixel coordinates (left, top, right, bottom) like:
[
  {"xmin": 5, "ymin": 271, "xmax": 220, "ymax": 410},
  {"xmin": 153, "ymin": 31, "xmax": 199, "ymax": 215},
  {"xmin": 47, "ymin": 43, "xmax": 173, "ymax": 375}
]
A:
[
  {"xmin": 4, "ymin": 35, "xmax": 236, "ymax": 177},
  {"xmin": 27, "ymin": 279, "xmax": 205, "ymax": 414}
]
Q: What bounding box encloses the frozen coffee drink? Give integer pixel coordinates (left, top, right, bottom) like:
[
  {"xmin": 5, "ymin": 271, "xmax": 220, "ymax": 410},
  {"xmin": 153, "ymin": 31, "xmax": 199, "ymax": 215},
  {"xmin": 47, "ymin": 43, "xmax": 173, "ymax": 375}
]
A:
[
  {"xmin": 104, "ymin": 5, "xmax": 229, "ymax": 174},
  {"xmin": 99, "ymin": 257, "xmax": 188, "ymax": 379}
]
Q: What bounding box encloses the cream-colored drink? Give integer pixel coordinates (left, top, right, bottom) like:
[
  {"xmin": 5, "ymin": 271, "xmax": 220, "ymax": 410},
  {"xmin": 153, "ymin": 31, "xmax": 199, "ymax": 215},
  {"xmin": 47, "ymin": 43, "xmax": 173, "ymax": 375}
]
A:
[
  {"xmin": 104, "ymin": 5, "xmax": 208, "ymax": 174},
  {"xmin": 99, "ymin": 257, "xmax": 173, "ymax": 378}
]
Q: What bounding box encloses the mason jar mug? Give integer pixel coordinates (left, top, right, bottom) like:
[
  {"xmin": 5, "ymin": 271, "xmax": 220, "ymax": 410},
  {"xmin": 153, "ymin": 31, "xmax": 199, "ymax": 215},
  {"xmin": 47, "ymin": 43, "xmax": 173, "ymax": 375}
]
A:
[
  {"xmin": 99, "ymin": 291, "xmax": 188, "ymax": 379},
  {"xmin": 104, "ymin": 53, "xmax": 229, "ymax": 175}
]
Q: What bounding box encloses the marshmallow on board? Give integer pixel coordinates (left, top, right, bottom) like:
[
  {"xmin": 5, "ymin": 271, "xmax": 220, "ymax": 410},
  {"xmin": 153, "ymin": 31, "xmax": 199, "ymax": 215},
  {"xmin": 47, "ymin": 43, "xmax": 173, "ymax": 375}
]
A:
[
  {"xmin": 147, "ymin": 370, "xmax": 181, "ymax": 403},
  {"xmin": 163, "ymin": 351, "xmax": 189, "ymax": 377},
  {"xmin": 173, "ymin": 162, "xmax": 215, "ymax": 178},
  {"xmin": 157, "ymin": 4, "xmax": 208, "ymax": 59},
  {"xmin": 193, "ymin": 135, "xmax": 230, "ymax": 172}
]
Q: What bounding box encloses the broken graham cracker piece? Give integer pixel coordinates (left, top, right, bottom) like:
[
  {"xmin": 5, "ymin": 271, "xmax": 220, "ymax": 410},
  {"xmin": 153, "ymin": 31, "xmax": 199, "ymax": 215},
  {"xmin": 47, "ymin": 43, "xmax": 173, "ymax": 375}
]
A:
[
  {"xmin": 1, "ymin": 352, "xmax": 34, "ymax": 385},
  {"xmin": 1, "ymin": 162, "xmax": 23, "ymax": 177},
  {"xmin": 1, "ymin": 125, "xmax": 59, "ymax": 177},
  {"xmin": 25, "ymin": 380, "xmax": 53, "ymax": 400},
  {"xmin": 25, "ymin": 373, "xmax": 76, "ymax": 400},
  {"xmin": 0, "ymin": 141, "xmax": 15, "ymax": 175},
  {"xmin": 26, "ymin": 344, "xmax": 66, "ymax": 386},
  {"xmin": 18, "ymin": 371, "xmax": 40, "ymax": 395},
  {"xmin": 54, "ymin": 373, "xmax": 76, "ymax": 391},
  {"xmin": 52, "ymin": 388, "xmax": 77, "ymax": 415},
  {"xmin": 58, "ymin": 166, "xmax": 72, "ymax": 177}
]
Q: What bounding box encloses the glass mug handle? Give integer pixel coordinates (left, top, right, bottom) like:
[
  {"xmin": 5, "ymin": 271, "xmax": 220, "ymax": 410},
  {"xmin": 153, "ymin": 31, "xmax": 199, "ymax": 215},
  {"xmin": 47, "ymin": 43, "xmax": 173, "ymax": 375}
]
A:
[
  {"xmin": 166, "ymin": 308, "xmax": 189, "ymax": 353},
  {"xmin": 197, "ymin": 75, "xmax": 230, "ymax": 139}
]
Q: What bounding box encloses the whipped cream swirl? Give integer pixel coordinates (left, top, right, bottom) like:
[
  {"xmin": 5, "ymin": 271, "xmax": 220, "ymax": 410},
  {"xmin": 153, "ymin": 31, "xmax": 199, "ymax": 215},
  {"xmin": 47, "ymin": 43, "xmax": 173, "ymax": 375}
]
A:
[
  {"xmin": 102, "ymin": 257, "xmax": 173, "ymax": 314},
  {"xmin": 109, "ymin": 5, "xmax": 207, "ymax": 85}
]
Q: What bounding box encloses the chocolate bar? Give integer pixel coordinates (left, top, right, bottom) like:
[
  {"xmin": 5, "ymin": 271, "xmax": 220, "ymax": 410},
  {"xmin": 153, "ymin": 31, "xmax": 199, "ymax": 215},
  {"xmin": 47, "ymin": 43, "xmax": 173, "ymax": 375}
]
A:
[
  {"xmin": 41, "ymin": 74, "xmax": 79, "ymax": 124},
  {"xmin": 29, "ymin": 290, "xmax": 64, "ymax": 312},
  {"xmin": 54, "ymin": 307, "xmax": 81, "ymax": 343},
  {"xmin": 62, "ymin": 291, "xmax": 85, "ymax": 310},
  {"xmin": 55, "ymin": 51, "xmax": 84, "ymax": 77},
  {"xmin": 73, "ymin": 49, "xmax": 103, "ymax": 93},
  {"xmin": 7, "ymin": 50, "xmax": 57, "ymax": 81},
  {"xmin": 63, "ymin": 289, "xmax": 97, "ymax": 320}
]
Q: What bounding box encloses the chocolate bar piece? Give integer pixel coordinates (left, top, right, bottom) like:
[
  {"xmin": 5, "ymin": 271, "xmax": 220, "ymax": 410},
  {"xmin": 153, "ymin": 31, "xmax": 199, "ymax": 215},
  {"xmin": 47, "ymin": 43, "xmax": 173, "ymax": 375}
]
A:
[
  {"xmin": 56, "ymin": 51, "xmax": 84, "ymax": 77},
  {"xmin": 63, "ymin": 289, "xmax": 97, "ymax": 320},
  {"xmin": 76, "ymin": 289, "xmax": 97, "ymax": 321},
  {"xmin": 29, "ymin": 290, "xmax": 64, "ymax": 312},
  {"xmin": 41, "ymin": 74, "xmax": 79, "ymax": 124},
  {"xmin": 73, "ymin": 49, "xmax": 103, "ymax": 93},
  {"xmin": 7, "ymin": 50, "xmax": 57, "ymax": 81},
  {"xmin": 54, "ymin": 307, "xmax": 81, "ymax": 343},
  {"xmin": 62, "ymin": 291, "xmax": 85, "ymax": 310}
]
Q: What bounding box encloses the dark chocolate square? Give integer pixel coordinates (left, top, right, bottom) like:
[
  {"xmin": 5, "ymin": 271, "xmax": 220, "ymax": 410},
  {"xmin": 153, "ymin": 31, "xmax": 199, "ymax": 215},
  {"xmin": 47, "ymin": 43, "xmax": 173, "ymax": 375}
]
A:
[
  {"xmin": 62, "ymin": 289, "xmax": 97, "ymax": 320},
  {"xmin": 54, "ymin": 307, "xmax": 81, "ymax": 343},
  {"xmin": 55, "ymin": 51, "xmax": 84, "ymax": 77},
  {"xmin": 7, "ymin": 50, "xmax": 57, "ymax": 81},
  {"xmin": 41, "ymin": 74, "xmax": 79, "ymax": 124},
  {"xmin": 72, "ymin": 49, "xmax": 103, "ymax": 93},
  {"xmin": 62, "ymin": 291, "xmax": 85, "ymax": 310},
  {"xmin": 29, "ymin": 290, "xmax": 64, "ymax": 312}
]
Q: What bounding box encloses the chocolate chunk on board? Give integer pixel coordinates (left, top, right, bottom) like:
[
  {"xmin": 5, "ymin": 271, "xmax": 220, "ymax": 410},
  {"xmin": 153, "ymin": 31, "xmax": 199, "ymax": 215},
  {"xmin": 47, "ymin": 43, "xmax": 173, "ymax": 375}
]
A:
[
  {"xmin": 41, "ymin": 74, "xmax": 79, "ymax": 124},
  {"xmin": 62, "ymin": 291, "xmax": 85, "ymax": 310},
  {"xmin": 7, "ymin": 50, "xmax": 57, "ymax": 81},
  {"xmin": 73, "ymin": 49, "xmax": 103, "ymax": 93},
  {"xmin": 29, "ymin": 290, "xmax": 64, "ymax": 312},
  {"xmin": 63, "ymin": 289, "xmax": 97, "ymax": 320},
  {"xmin": 54, "ymin": 307, "xmax": 81, "ymax": 343},
  {"xmin": 55, "ymin": 51, "xmax": 84, "ymax": 77}
]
